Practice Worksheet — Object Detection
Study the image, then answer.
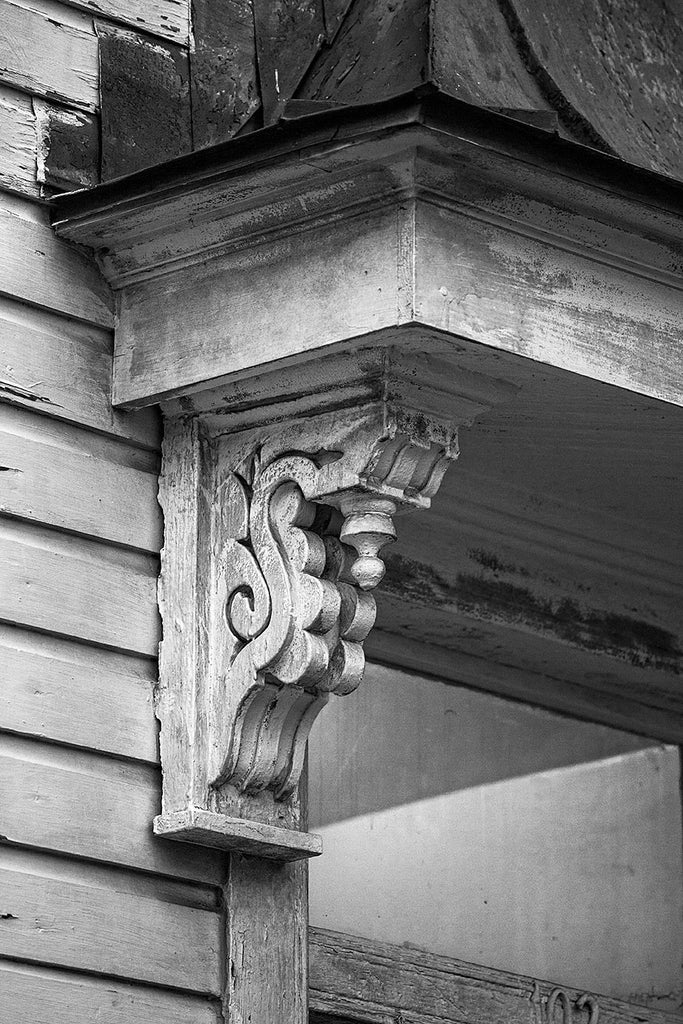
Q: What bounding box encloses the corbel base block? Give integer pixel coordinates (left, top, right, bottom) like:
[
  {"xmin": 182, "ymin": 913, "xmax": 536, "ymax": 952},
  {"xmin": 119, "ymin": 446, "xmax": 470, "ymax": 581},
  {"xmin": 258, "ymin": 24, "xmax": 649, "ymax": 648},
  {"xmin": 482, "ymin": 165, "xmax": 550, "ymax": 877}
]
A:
[{"xmin": 154, "ymin": 809, "xmax": 322, "ymax": 861}]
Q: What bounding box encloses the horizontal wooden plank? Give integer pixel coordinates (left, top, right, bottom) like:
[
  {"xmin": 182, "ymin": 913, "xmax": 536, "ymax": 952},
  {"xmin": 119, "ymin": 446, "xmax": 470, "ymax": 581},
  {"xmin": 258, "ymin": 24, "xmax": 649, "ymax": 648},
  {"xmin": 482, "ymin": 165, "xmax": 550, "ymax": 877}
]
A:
[
  {"xmin": 0, "ymin": 404, "xmax": 162, "ymax": 551},
  {"xmin": 309, "ymin": 929, "xmax": 679, "ymax": 1024},
  {"xmin": 0, "ymin": 86, "xmax": 38, "ymax": 198},
  {"xmin": 0, "ymin": 733, "xmax": 227, "ymax": 883},
  {"xmin": 0, "ymin": 0, "xmax": 98, "ymax": 112},
  {"xmin": 0, "ymin": 194, "xmax": 112, "ymax": 327},
  {"xmin": 61, "ymin": 0, "xmax": 189, "ymax": 43},
  {"xmin": 0, "ymin": 297, "xmax": 158, "ymax": 446},
  {"xmin": 0, "ymin": 960, "xmax": 221, "ymax": 1024},
  {"xmin": 0, "ymin": 850, "xmax": 222, "ymax": 993},
  {"xmin": 0, "ymin": 624, "xmax": 158, "ymax": 761},
  {"xmin": 0, "ymin": 518, "xmax": 160, "ymax": 655}
]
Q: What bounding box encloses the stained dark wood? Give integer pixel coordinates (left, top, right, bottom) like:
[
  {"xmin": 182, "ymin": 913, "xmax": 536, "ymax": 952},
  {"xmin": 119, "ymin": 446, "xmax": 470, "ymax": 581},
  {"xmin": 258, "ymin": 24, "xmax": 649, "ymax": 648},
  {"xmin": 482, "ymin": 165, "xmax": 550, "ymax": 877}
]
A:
[
  {"xmin": 35, "ymin": 101, "xmax": 99, "ymax": 193},
  {"xmin": 253, "ymin": 0, "xmax": 326, "ymax": 123},
  {"xmin": 190, "ymin": 0, "xmax": 260, "ymax": 149},
  {"xmin": 98, "ymin": 23, "xmax": 191, "ymax": 179}
]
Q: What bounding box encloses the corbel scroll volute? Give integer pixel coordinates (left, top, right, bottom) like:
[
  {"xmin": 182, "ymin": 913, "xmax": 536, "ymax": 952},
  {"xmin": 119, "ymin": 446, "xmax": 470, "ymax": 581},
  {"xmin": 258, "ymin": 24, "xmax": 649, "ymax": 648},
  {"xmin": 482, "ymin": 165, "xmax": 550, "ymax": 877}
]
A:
[{"xmin": 154, "ymin": 402, "xmax": 459, "ymax": 860}]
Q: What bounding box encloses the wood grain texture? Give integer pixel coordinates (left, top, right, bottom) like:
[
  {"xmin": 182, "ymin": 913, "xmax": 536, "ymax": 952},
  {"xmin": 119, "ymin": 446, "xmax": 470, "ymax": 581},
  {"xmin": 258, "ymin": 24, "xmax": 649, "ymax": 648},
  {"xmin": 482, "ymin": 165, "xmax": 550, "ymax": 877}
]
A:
[
  {"xmin": 190, "ymin": 0, "xmax": 260, "ymax": 148},
  {"xmin": 308, "ymin": 928, "xmax": 680, "ymax": 1024},
  {"xmin": 0, "ymin": 404, "xmax": 161, "ymax": 551},
  {"xmin": 0, "ymin": 960, "xmax": 221, "ymax": 1024},
  {"xmin": 0, "ymin": 195, "xmax": 112, "ymax": 327},
  {"xmin": 0, "ymin": 86, "xmax": 38, "ymax": 198},
  {"xmin": 225, "ymin": 854, "xmax": 308, "ymax": 1024},
  {"xmin": 60, "ymin": 0, "xmax": 189, "ymax": 43},
  {"xmin": 34, "ymin": 98, "xmax": 99, "ymax": 193},
  {"xmin": 0, "ymin": 733, "xmax": 228, "ymax": 882},
  {"xmin": 0, "ymin": 851, "xmax": 222, "ymax": 993},
  {"xmin": 0, "ymin": 624, "xmax": 158, "ymax": 762},
  {"xmin": 0, "ymin": 518, "xmax": 159, "ymax": 655},
  {"xmin": 0, "ymin": 0, "xmax": 98, "ymax": 112},
  {"xmin": 0, "ymin": 297, "xmax": 158, "ymax": 446},
  {"xmin": 253, "ymin": 0, "xmax": 325, "ymax": 123},
  {"xmin": 98, "ymin": 23, "xmax": 191, "ymax": 179}
]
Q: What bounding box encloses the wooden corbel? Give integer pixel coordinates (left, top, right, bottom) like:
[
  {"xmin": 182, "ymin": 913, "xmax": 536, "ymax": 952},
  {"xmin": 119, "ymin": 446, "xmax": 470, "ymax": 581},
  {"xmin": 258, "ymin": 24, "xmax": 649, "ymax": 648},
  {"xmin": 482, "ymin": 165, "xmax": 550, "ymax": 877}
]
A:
[{"xmin": 154, "ymin": 352, "xmax": 463, "ymax": 860}]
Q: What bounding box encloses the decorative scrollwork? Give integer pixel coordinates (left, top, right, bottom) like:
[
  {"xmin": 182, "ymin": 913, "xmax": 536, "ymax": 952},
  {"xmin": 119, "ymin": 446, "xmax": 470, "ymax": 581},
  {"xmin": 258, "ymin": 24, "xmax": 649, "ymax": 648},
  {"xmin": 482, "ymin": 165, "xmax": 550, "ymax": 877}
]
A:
[
  {"xmin": 211, "ymin": 448, "xmax": 395, "ymax": 799},
  {"xmin": 546, "ymin": 989, "xmax": 600, "ymax": 1023}
]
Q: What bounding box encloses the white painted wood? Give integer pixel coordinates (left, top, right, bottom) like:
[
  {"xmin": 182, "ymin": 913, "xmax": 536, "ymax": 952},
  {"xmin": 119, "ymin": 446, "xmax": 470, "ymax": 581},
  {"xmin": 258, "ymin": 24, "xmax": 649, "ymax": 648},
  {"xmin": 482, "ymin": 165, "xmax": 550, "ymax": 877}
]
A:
[
  {"xmin": 0, "ymin": 86, "xmax": 38, "ymax": 198},
  {"xmin": 0, "ymin": 194, "xmax": 112, "ymax": 327},
  {"xmin": 0, "ymin": 960, "xmax": 221, "ymax": 1024},
  {"xmin": 0, "ymin": 733, "xmax": 228, "ymax": 882},
  {"xmin": 59, "ymin": 0, "xmax": 189, "ymax": 44},
  {"xmin": 0, "ymin": 850, "xmax": 222, "ymax": 993},
  {"xmin": 0, "ymin": 297, "xmax": 158, "ymax": 445},
  {"xmin": 0, "ymin": 0, "xmax": 98, "ymax": 112},
  {"xmin": 309, "ymin": 744, "xmax": 682, "ymax": 1011},
  {"xmin": 0, "ymin": 404, "xmax": 162, "ymax": 551},
  {"xmin": 0, "ymin": 624, "xmax": 158, "ymax": 762},
  {"xmin": 0, "ymin": 518, "xmax": 159, "ymax": 655}
]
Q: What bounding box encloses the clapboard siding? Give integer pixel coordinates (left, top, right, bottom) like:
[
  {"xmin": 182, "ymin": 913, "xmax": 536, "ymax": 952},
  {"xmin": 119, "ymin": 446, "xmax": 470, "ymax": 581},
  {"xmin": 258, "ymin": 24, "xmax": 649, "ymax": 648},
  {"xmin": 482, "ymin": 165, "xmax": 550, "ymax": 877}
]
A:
[
  {"xmin": 0, "ymin": 0, "xmax": 98, "ymax": 112},
  {"xmin": 0, "ymin": 960, "xmax": 221, "ymax": 1024},
  {"xmin": 0, "ymin": 404, "xmax": 162, "ymax": 551},
  {"xmin": 0, "ymin": 733, "xmax": 226, "ymax": 883},
  {"xmin": 0, "ymin": 519, "xmax": 159, "ymax": 654},
  {"xmin": 61, "ymin": 0, "xmax": 189, "ymax": 43},
  {"xmin": 0, "ymin": 297, "xmax": 159, "ymax": 446},
  {"xmin": 0, "ymin": 86, "xmax": 39, "ymax": 198},
  {"xmin": 0, "ymin": 194, "xmax": 112, "ymax": 326},
  {"xmin": 0, "ymin": 850, "xmax": 222, "ymax": 993},
  {"xmin": 0, "ymin": 624, "xmax": 158, "ymax": 761}
]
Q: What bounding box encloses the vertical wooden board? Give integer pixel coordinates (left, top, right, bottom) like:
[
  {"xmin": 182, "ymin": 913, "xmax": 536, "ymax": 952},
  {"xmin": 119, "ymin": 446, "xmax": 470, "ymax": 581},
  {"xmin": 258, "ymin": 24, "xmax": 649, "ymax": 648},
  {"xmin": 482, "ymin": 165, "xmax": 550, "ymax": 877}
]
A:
[
  {"xmin": 60, "ymin": 0, "xmax": 189, "ymax": 44},
  {"xmin": 0, "ymin": 298, "xmax": 158, "ymax": 445},
  {"xmin": 98, "ymin": 23, "xmax": 191, "ymax": 179},
  {"xmin": 0, "ymin": 196, "xmax": 112, "ymax": 327},
  {"xmin": 0, "ymin": 961, "xmax": 222, "ymax": 1024},
  {"xmin": 191, "ymin": 0, "xmax": 260, "ymax": 149},
  {"xmin": 34, "ymin": 99, "xmax": 99, "ymax": 193},
  {"xmin": 0, "ymin": 520, "xmax": 160, "ymax": 654},
  {"xmin": 0, "ymin": 624, "xmax": 158, "ymax": 762},
  {"xmin": 225, "ymin": 854, "xmax": 307, "ymax": 1023},
  {"xmin": 298, "ymin": 0, "xmax": 429, "ymax": 106},
  {"xmin": 0, "ymin": 0, "xmax": 99, "ymax": 111},
  {"xmin": 253, "ymin": 0, "xmax": 326, "ymax": 122},
  {"xmin": 0, "ymin": 734, "xmax": 228, "ymax": 883},
  {"xmin": 0, "ymin": 87, "xmax": 38, "ymax": 199},
  {"xmin": 0, "ymin": 860, "xmax": 222, "ymax": 993},
  {"xmin": 0, "ymin": 405, "xmax": 162, "ymax": 551}
]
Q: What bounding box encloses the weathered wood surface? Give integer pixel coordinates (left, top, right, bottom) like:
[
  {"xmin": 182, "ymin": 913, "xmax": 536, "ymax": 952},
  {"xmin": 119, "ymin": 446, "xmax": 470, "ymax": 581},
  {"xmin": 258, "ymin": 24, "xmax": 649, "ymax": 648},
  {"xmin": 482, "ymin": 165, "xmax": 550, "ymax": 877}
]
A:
[
  {"xmin": 0, "ymin": 87, "xmax": 39, "ymax": 198},
  {"xmin": 0, "ymin": 404, "xmax": 161, "ymax": 550},
  {"xmin": 0, "ymin": 960, "xmax": 221, "ymax": 1024},
  {"xmin": 0, "ymin": 195, "xmax": 112, "ymax": 327},
  {"xmin": 308, "ymin": 929, "xmax": 681, "ymax": 1024},
  {"xmin": 98, "ymin": 23, "xmax": 191, "ymax": 179},
  {"xmin": 0, "ymin": 298, "xmax": 158, "ymax": 445},
  {"xmin": 34, "ymin": 98, "xmax": 99, "ymax": 193},
  {"xmin": 61, "ymin": 0, "xmax": 189, "ymax": 43},
  {"xmin": 225, "ymin": 854, "xmax": 308, "ymax": 1024},
  {"xmin": 190, "ymin": 0, "xmax": 259, "ymax": 148},
  {"xmin": 253, "ymin": 0, "xmax": 326, "ymax": 123},
  {"xmin": 0, "ymin": 519, "xmax": 159, "ymax": 654},
  {"xmin": 0, "ymin": 850, "xmax": 222, "ymax": 993},
  {"xmin": 0, "ymin": 0, "xmax": 98, "ymax": 112},
  {"xmin": 0, "ymin": 624, "xmax": 158, "ymax": 762},
  {"xmin": 501, "ymin": 0, "xmax": 683, "ymax": 179},
  {"xmin": 0, "ymin": 732, "xmax": 227, "ymax": 882}
]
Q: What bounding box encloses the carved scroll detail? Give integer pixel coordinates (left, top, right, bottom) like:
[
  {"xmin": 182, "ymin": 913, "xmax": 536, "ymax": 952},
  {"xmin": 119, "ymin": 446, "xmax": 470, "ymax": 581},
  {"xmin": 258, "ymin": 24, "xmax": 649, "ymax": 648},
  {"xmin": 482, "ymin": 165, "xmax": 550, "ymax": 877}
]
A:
[
  {"xmin": 211, "ymin": 447, "xmax": 399, "ymax": 799},
  {"xmin": 546, "ymin": 989, "xmax": 600, "ymax": 1023}
]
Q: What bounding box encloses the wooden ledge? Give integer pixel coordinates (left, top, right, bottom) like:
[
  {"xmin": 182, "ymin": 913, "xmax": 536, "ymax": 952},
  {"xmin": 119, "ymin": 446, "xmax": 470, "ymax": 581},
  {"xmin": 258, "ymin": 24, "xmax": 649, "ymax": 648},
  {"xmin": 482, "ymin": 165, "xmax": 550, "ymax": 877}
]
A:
[{"xmin": 154, "ymin": 809, "xmax": 323, "ymax": 861}]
